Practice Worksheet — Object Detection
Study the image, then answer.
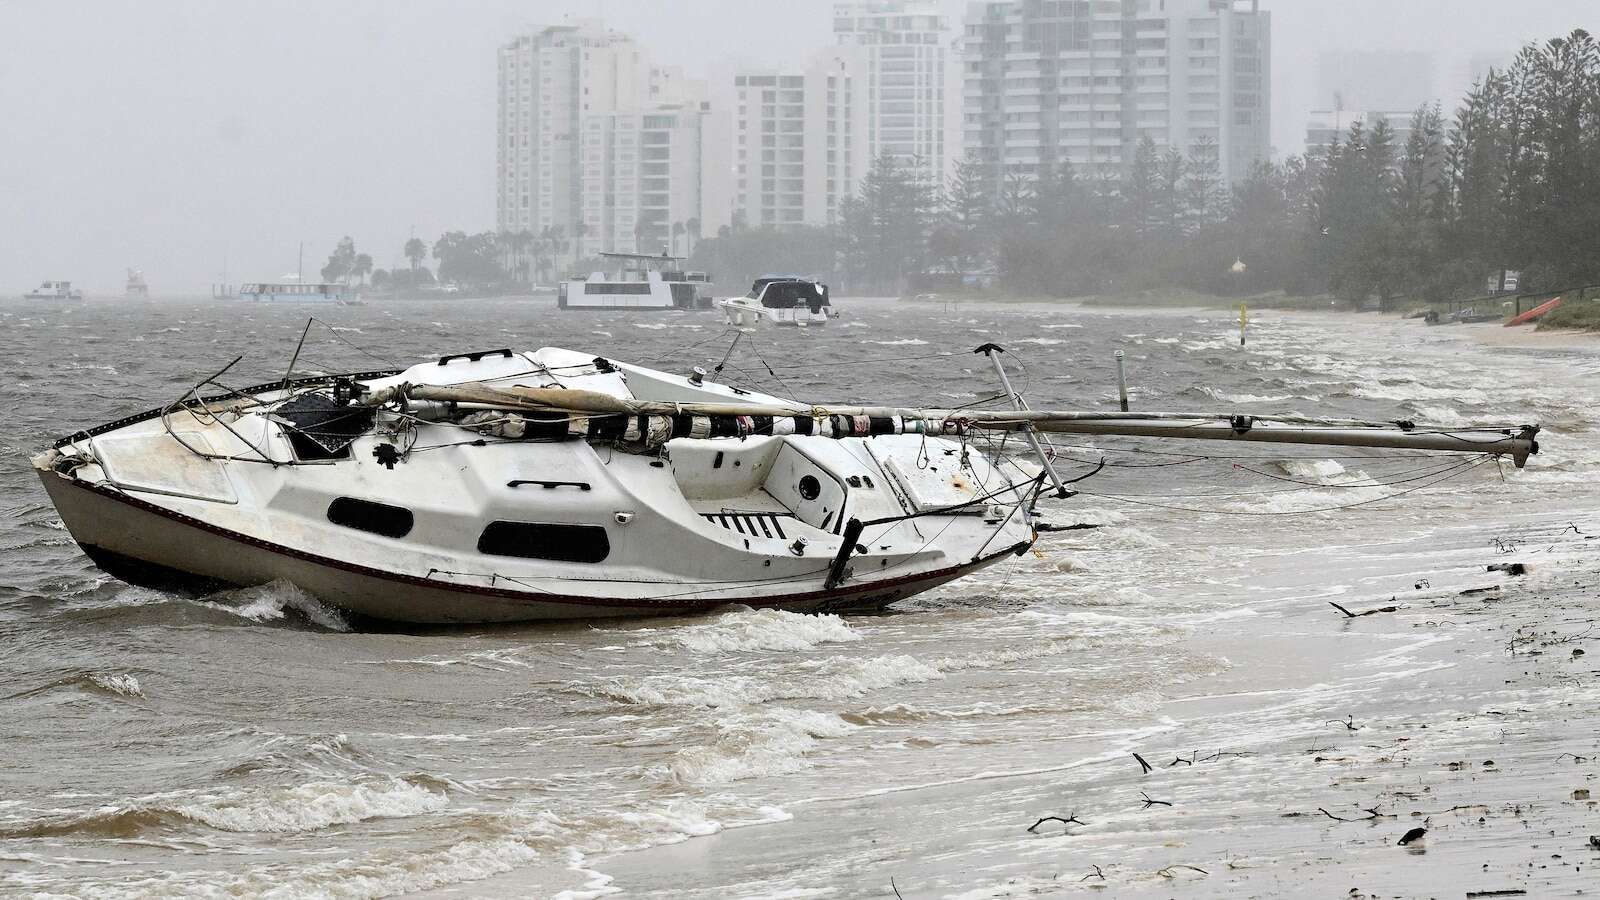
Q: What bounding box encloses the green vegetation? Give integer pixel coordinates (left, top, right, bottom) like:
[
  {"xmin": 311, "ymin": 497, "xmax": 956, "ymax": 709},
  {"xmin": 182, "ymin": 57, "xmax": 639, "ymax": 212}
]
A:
[{"xmin": 1536, "ymin": 286, "xmax": 1600, "ymax": 330}]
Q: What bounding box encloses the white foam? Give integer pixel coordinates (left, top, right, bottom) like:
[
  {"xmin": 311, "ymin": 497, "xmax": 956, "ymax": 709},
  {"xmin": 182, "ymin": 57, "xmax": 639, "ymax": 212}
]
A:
[
  {"xmin": 88, "ymin": 674, "xmax": 143, "ymax": 698},
  {"xmin": 172, "ymin": 777, "xmax": 448, "ymax": 833},
  {"xmin": 861, "ymin": 338, "xmax": 929, "ymax": 346},
  {"xmin": 1014, "ymin": 337, "xmax": 1065, "ymax": 346},
  {"xmin": 661, "ymin": 607, "xmax": 862, "ymax": 653},
  {"xmin": 593, "ymin": 653, "xmax": 945, "ymax": 708},
  {"xmin": 1281, "ymin": 459, "xmax": 1346, "ymax": 480},
  {"xmin": 201, "ymin": 581, "xmax": 350, "ymax": 631},
  {"xmin": 666, "ymin": 708, "xmax": 856, "ymax": 785}
]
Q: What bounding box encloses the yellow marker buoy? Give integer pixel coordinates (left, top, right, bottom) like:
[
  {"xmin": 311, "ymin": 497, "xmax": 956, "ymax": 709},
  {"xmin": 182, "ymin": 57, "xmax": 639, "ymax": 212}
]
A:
[{"xmin": 1239, "ymin": 303, "xmax": 1248, "ymax": 347}]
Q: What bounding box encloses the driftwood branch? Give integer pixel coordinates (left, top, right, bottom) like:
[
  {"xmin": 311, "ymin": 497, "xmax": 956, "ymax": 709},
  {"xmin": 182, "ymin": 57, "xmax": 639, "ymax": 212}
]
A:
[
  {"xmin": 1325, "ymin": 715, "xmax": 1361, "ymax": 731},
  {"xmin": 1140, "ymin": 791, "xmax": 1173, "ymax": 809},
  {"xmin": 1330, "ymin": 601, "xmax": 1400, "ymax": 618},
  {"xmin": 1156, "ymin": 864, "xmax": 1209, "ymax": 878},
  {"xmin": 1317, "ymin": 806, "xmax": 1387, "ymax": 822},
  {"xmin": 890, "ymin": 877, "xmax": 903, "ymax": 899},
  {"xmin": 1028, "ymin": 815, "xmax": 1087, "ymax": 833},
  {"xmin": 1079, "ymin": 865, "xmax": 1105, "ymax": 882},
  {"xmin": 1133, "ymin": 752, "xmax": 1153, "ymax": 774}
]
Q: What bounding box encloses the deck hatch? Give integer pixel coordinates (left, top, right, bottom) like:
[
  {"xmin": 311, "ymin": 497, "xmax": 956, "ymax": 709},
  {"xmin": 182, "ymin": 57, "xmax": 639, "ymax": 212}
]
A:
[{"xmin": 477, "ymin": 522, "xmax": 610, "ymax": 563}]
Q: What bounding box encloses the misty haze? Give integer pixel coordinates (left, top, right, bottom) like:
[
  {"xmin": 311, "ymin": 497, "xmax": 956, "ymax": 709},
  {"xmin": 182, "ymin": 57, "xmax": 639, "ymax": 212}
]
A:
[{"xmin": 3, "ymin": 1, "xmax": 1600, "ymax": 897}]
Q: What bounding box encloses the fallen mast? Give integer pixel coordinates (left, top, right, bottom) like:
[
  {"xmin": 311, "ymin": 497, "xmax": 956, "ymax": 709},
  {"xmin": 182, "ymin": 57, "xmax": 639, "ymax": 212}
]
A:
[{"xmin": 362, "ymin": 382, "xmax": 1541, "ymax": 467}]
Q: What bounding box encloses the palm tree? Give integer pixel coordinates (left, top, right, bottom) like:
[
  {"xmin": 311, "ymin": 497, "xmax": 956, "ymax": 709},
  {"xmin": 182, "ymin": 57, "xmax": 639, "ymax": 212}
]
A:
[
  {"xmin": 352, "ymin": 253, "xmax": 373, "ymax": 287},
  {"xmin": 404, "ymin": 237, "xmax": 427, "ymax": 272}
]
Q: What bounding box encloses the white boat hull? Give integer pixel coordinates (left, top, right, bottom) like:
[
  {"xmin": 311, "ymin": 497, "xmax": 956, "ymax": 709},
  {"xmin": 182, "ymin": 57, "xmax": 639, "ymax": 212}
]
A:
[
  {"xmin": 718, "ymin": 298, "xmax": 833, "ymax": 328},
  {"xmin": 33, "ymin": 348, "xmax": 1035, "ymax": 624},
  {"xmin": 37, "ymin": 464, "xmax": 1023, "ymax": 624}
]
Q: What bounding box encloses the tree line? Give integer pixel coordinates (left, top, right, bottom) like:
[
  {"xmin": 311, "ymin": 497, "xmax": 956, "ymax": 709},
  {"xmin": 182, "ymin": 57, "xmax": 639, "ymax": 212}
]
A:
[{"xmin": 693, "ymin": 29, "xmax": 1600, "ymax": 306}]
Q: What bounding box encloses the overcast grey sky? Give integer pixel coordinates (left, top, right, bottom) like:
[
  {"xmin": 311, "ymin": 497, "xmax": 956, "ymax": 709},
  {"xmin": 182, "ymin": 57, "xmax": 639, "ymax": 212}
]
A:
[{"xmin": 0, "ymin": 1, "xmax": 1592, "ymax": 294}]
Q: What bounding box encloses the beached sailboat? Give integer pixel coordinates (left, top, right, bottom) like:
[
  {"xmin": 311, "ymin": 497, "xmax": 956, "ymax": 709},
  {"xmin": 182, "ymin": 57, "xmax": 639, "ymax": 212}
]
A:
[{"xmin": 32, "ymin": 344, "xmax": 1538, "ymax": 624}]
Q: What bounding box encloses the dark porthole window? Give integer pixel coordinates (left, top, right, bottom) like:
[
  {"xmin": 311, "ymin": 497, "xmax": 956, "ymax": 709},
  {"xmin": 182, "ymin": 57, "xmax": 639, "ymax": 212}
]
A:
[
  {"xmin": 477, "ymin": 522, "xmax": 610, "ymax": 563},
  {"xmin": 327, "ymin": 497, "xmax": 414, "ymax": 538}
]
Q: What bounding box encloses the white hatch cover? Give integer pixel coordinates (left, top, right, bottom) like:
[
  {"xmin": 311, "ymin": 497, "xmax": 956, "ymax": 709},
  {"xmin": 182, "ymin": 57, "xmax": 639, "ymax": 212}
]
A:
[
  {"xmin": 877, "ymin": 452, "xmax": 983, "ymax": 512},
  {"xmin": 94, "ymin": 431, "xmax": 238, "ymax": 503}
]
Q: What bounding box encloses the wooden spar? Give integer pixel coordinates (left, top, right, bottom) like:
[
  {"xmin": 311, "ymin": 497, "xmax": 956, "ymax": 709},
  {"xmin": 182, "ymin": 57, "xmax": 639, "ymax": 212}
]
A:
[{"xmin": 387, "ymin": 383, "xmax": 1540, "ymax": 467}]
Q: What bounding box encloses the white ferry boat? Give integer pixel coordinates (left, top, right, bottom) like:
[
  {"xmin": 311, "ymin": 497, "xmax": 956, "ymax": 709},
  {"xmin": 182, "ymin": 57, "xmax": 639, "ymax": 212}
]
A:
[
  {"xmin": 558, "ymin": 252, "xmax": 712, "ymax": 311},
  {"xmin": 24, "ymin": 280, "xmax": 84, "ymax": 301},
  {"xmin": 125, "ymin": 269, "xmax": 150, "ymax": 299},
  {"xmin": 719, "ymin": 276, "xmax": 836, "ymax": 327},
  {"xmin": 238, "ymin": 282, "xmax": 350, "ymax": 304}
]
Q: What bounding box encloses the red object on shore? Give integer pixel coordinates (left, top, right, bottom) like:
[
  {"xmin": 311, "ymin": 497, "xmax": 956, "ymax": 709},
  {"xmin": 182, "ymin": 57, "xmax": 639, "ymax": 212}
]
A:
[{"xmin": 1506, "ymin": 296, "xmax": 1562, "ymax": 326}]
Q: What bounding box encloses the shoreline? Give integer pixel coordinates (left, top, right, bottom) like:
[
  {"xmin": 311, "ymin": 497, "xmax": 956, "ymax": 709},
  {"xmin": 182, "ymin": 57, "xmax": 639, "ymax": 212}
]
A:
[{"xmin": 573, "ymin": 515, "xmax": 1600, "ymax": 898}]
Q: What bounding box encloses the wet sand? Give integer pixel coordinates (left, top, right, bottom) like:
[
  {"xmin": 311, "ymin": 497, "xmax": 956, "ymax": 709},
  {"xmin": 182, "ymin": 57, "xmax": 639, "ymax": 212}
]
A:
[{"xmin": 578, "ymin": 513, "xmax": 1600, "ymax": 898}]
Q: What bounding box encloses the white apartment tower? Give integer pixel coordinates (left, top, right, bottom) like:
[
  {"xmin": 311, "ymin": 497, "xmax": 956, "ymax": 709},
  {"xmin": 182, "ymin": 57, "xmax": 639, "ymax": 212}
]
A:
[
  {"xmin": 962, "ymin": 0, "xmax": 1271, "ymax": 189},
  {"xmin": 497, "ymin": 22, "xmax": 726, "ymax": 257},
  {"xmin": 733, "ymin": 52, "xmax": 865, "ymax": 228},
  {"xmin": 833, "ymin": 1, "xmax": 962, "ymax": 186}
]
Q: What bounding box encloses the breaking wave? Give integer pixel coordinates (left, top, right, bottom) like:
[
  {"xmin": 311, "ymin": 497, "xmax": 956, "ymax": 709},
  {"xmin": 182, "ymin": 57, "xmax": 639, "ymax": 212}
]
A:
[
  {"xmin": 657, "ymin": 607, "xmax": 861, "ymax": 653},
  {"xmin": 198, "ymin": 581, "xmax": 350, "ymax": 631},
  {"xmin": 1, "ymin": 777, "xmax": 448, "ymax": 839},
  {"xmin": 589, "ymin": 643, "xmax": 1070, "ymax": 709},
  {"xmin": 665, "ymin": 708, "xmax": 856, "ymax": 784}
]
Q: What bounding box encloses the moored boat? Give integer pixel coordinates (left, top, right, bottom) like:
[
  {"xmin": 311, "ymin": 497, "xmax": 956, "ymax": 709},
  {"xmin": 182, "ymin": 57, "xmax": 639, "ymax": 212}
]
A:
[
  {"xmin": 238, "ymin": 282, "xmax": 352, "ymax": 304},
  {"xmin": 125, "ymin": 269, "xmax": 150, "ymax": 299},
  {"xmin": 24, "ymin": 280, "xmax": 84, "ymax": 301},
  {"xmin": 719, "ymin": 276, "xmax": 836, "ymax": 327},
  {"xmin": 558, "ymin": 252, "xmax": 713, "ymax": 311}
]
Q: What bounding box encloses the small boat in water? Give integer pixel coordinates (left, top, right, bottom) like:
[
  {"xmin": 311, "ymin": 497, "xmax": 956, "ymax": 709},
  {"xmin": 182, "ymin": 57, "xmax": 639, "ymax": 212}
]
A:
[
  {"xmin": 33, "ymin": 340, "xmax": 1539, "ymax": 625},
  {"xmin": 125, "ymin": 269, "xmax": 150, "ymax": 299},
  {"xmin": 719, "ymin": 276, "xmax": 837, "ymax": 327},
  {"xmin": 238, "ymin": 282, "xmax": 353, "ymax": 304},
  {"xmin": 558, "ymin": 252, "xmax": 713, "ymax": 311},
  {"xmin": 24, "ymin": 280, "xmax": 84, "ymax": 301}
]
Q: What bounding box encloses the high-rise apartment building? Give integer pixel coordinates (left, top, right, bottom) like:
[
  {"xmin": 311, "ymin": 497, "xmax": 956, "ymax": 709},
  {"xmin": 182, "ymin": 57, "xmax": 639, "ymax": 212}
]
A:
[
  {"xmin": 732, "ymin": 51, "xmax": 865, "ymax": 228},
  {"xmin": 833, "ymin": 1, "xmax": 962, "ymax": 186},
  {"xmin": 962, "ymin": 0, "xmax": 1271, "ymax": 189},
  {"xmin": 497, "ymin": 21, "xmax": 728, "ymax": 258}
]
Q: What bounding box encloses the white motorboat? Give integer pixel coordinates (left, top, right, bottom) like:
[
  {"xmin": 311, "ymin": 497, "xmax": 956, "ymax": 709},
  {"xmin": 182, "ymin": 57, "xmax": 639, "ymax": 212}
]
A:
[
  {"xmin": 719, "ymin": 276, "xmax": 836, "ymax": 327},
  {"xmin": 24, "ymin": 280, "xmax": 84, "ymax": 301},
  {"xmin": 558, "ymin": 252, "xmax": 713, "ymax": 311},
  {"xmin": 32, "ymin": 344, "xmax": 1539, "ymax": 624},
  {"xmin": 125, "ymin": 269, "xmax": 150, "ymax": 299},
  {"xmin": 238, "ymin": 282, "xmax": 352, "ymax": 304}
]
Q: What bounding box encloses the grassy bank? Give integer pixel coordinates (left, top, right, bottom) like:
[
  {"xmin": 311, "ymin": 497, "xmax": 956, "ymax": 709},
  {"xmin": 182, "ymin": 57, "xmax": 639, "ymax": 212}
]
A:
[{"xmin": 1535, "ymin": 285, "xmax": 1600, "ymax": 330}]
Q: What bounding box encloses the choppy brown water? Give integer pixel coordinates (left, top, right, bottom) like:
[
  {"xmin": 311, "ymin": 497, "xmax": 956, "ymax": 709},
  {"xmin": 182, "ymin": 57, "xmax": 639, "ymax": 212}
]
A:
[{"xmin": 2, "ymin": 296, "xmax": 1596, "ymax": 897}]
